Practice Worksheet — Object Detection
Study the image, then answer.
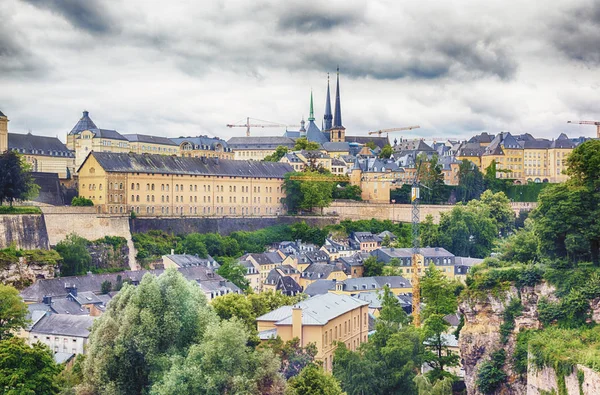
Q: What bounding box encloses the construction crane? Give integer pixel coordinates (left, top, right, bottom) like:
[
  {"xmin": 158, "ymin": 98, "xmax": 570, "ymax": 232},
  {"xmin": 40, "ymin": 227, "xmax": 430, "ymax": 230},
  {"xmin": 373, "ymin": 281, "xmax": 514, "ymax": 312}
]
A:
[
  {"xmin": 411, "ymin": 161, "xmax": 423, "ymax": 328},
  {"xmin": 368, "ymin": 126, "xmax": 421, "ymax": 137},
  {"xmin": 567, "ymin": 121, "xmax": 600, "ymax": 138},
  {"xmin": 227, "ymin": 117, "xmax": 298, "ymax": 137}
]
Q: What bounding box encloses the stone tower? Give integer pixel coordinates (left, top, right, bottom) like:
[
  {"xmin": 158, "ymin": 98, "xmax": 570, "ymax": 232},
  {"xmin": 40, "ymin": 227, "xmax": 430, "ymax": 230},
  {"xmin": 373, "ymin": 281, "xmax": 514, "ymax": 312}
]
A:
[
  {"xmin": 329, "ymin": 68, "xmax": 346, "ymax": 143},
  {"xmin": 0, "ymin": 110, "xmax": 8, "ymax": 153}
]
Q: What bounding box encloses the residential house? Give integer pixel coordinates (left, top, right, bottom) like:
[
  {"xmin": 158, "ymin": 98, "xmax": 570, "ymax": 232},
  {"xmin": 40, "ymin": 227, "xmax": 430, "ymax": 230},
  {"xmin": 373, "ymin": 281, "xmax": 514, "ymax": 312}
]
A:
[
  {"xmin": 349, "ymin": 232, "xmax": 382, "ymax": 252},
  {"xmin": 298, "ymin": 262, "xmax": 347, "ymax": 289},
  {"xmin": 162, "ymin": 254, "xmax": 220, "ymax": 269},
  {"xmin": 304, "ymin": 276, "xmax": 412, "ymax": 297},
  {"xmin": 28, "ymin": 314, "xmax": 95, "ymax": 356}
]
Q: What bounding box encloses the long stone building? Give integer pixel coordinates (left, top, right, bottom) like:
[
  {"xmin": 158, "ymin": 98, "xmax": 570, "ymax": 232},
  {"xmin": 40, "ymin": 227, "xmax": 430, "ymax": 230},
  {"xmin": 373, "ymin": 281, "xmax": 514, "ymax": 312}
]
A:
[{"xmin": 78, "ymin": 152, "xmax": 293, "ymax": 216}]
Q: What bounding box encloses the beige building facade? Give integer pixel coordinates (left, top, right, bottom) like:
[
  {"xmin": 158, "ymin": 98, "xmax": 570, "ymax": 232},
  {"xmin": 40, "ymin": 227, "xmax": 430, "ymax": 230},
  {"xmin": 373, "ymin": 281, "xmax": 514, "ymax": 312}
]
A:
[{"xmin": 78, "ymin": 152, "xmax": 292, "ymax": 216}]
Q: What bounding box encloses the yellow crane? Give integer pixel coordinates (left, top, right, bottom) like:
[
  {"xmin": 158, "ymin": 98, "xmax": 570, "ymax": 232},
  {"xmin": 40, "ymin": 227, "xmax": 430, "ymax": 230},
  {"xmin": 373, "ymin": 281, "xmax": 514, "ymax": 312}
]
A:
[
  {"xmin": 567, "ymin": 120, "xmax": 600, "ymax": 139},
  {"xmin": 368, "ymin": 126, "xmax": 421, "ymax": 137},
  {"xmin": 227, "ymin": 117, "xmax": 298, "ymax": 137}
]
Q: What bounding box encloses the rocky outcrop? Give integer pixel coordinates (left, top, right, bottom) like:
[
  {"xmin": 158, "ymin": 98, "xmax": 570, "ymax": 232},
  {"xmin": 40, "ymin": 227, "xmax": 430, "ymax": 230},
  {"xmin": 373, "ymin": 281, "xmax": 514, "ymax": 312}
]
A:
[
  {"xmin": 88, "ymin": 241, "xmax": 129, "ymax": 272},
  {"xmin": 459, "ymin": 283, "xmax": 556, "ymax": 395},
  {"xmin": 0, "ymin": 257, "xmax": 55, "ymax": 288},
  {"xmin": 0, "ymin": 214, "xmax": 49, "ymax": 250},
  {"xmin": 527, "ymin": 365, "xmax": 600, "ymax": 395}
]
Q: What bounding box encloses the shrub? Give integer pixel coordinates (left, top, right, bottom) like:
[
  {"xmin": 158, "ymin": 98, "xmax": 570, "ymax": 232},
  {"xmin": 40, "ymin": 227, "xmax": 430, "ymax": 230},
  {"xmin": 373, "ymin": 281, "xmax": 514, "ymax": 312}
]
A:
[
  {"xmin": 477, "ymin": 350, "xmax": 507, "ymax": 394},
  {"xmin": 71, "ymin": 197, "xmax": 94, "ymax": 206},
  {"xmin": 500, "ymin": 298, "xmax": 523, "ymax": 343}
]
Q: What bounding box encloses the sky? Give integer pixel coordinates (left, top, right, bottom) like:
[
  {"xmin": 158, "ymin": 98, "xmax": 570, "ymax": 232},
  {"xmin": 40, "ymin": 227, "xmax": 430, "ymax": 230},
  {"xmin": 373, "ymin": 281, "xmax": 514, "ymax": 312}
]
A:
[{"xmin": 1, "ymin": 0, "xmax": 599, "ymax": 142}]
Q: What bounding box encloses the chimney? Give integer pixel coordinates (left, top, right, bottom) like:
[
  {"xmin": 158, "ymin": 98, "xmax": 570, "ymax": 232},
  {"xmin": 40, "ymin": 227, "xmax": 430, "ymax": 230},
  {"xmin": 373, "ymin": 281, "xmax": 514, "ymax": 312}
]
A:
[
  {"xmin": 219, "ymin": 280, "xmax": 226, "ymax": 286},
  {"xmin": 292, "ymin": 306, "xmax": 303, "ymax": 342},
  {"xmin": 42, "ymin": 295, "xmax": 52, "ymax": 305},
  {"xmin": 171, "ymin": 249, "xmax": 175, "ymax": 255}
]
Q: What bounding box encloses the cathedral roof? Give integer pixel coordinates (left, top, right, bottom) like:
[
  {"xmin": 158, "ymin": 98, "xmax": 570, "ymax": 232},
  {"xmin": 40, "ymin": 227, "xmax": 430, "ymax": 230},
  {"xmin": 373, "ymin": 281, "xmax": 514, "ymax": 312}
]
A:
[
  {"xmin": 69, "ymin": 111, "xmax": 98, "ymax": 135},
  {"xmin": 306, "ymin": 120, "xmax": 328, "ymax": 144}
]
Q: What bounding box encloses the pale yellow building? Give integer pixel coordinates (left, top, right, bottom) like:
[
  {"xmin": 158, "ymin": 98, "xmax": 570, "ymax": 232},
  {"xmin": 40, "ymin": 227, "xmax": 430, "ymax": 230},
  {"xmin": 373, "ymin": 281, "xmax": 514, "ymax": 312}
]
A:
[
  {"xmin": 227, "ymin": 136, "xmax": 295, "ymax": 161},
  {"xmin": 256, "ymin": 293, "xmax": 370, "ymax": 371},
  {"xmin": 547, "ymin": 134, "xmax": 576, "ymax": 183},
  {"xmin": 481, "ymin": 132, "xmax": 524, "ymax": 180},
  {"xmin": 77, "ymin": 152, "xmax": 292, "ymax": 216}
]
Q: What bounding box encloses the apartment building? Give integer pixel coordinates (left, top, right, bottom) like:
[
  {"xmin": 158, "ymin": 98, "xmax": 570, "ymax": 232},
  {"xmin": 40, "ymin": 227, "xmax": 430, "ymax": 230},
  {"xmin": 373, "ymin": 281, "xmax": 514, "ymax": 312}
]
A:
[{"xmin": 77, "ymin": 152, "xmax": 292, "ymax": 216}]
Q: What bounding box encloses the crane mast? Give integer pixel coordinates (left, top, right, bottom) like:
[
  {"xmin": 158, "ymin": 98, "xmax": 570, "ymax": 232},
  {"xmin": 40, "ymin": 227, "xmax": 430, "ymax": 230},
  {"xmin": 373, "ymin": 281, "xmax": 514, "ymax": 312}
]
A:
[{"xmin": 411, "ymin": 164, "xmax": 421, "ymax": 327}]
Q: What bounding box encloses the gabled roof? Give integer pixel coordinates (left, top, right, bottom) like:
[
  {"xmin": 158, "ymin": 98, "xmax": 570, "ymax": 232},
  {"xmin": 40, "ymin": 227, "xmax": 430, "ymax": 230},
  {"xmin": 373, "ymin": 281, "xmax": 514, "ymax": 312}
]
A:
[
  {"xmin": 88, "ymin": 129, "xmax": 127, "ymax": 141},
  {"xmin": 342, "ymin": 276, "xmax": 411, "ymax": 292},
  {"xmin": 522, "ymin": 139, "xmax": 551, "ymax": 149},
  {"xmin": 551, "ymin": 133, "xmax": 576, "ymax": 149},
  {"xmin": 301, "ymin": 263, "xmax": 340, "ymax": 279},
  {"xmin": 165, "ymin": 254, "xmax": 219, "ymax": 268},
  {"xmin": 8, "ymin": 133, "xmax": 74, "ymax": 157},
  {"xmin": 227, "ymin": 136, "xmax": 295, "ymax": 149},
  {"xmin": 485, "ymin": 132, "xmax": 522, "ymax": 156},
  {"xmin": 81, "ymin": 152, "xmax": 293, "ymax": 178},
  {"xmin": 351, "ymin": 232, "xmax": 382, "ymax": 243},
  {"xmin": 123, "ymin": 134, "xmax": 178, "ymax": 146},
  {"xmin": 0, "ymin": 109, "xmax": 6, "ymax": 117},
  {"xmin": 276, "ymin": 276, "xmax": 302, "ymax": 294},
  {"xmin": 30, "ymin": 314, "xmax": 95, "ymax": 338},
  {"xmin": 256, "ymin": 293, "xmax": 368, "ymax": 326},
  {"xmin": 468, "ymin": 132, "xmax": 494, "ymax": 144},
  {"xmin": 69, "ymin": 111, "xmax": 98, "ymax": 135},
  {"xmin": 323, "ymin": 142, "xmax": 350, "ymax": 152}
]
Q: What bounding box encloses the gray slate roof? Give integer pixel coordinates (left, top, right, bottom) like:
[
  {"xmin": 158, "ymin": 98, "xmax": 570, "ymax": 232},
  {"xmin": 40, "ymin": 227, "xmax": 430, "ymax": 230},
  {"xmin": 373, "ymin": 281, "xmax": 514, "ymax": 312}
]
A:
[
  {"xmin": 30, "ymin": 314, "xmax": 95, "ymax": 338},
  {"xmin": 88, "ymin": 129, "xmax": 128, "ymax": 141},
  {"xmin": 342, "ymin": 276, "xmax": 411, "ymax": 292},
  {"xmin": 256, "ymin": 293, "xmax": 368, "ymax": 326},
  {"xmin": 9, "ymin": 133, "xmax": 74, "ymax": 157},
  {"xmin": 69, "ymin": 111, "xmax": 98, "ymax": 135},
  {"xmin": 345, "ymin": 136, "xmax": 389, "ymax": 149},
  {"xmin": 306, "ymin": 121, "xmax": 328, "ymax": 144},
  {"xmin": 171, "ymin": 136, "xmax": 230, "ymax": 150},
  {"xmin": 227, "ymin": 136, "xmax": 295, "ymax": 149},
  {"xmin": 165, "ymin": 254, "xmax": 219, "ymax": 268},
  {"xmin": 323, "ymin": 142, "xmax": 350, "ymax": 152},
  {"xmin": 0, "ymin": 109, "xmax": 6, "ymax": 117},
  {"xmin": 82, "ymin": 152, "xmax": 293, "ymax": 178},
  {"xmin": 123, "ymin": 134, "xmax": 178, "ymax": 146},
  {"xmin": 468, "ymin": 132, "xmax": 494, "ymax": 144},
  {"xmin": 552, "ymin": 133, "xmax": 576, "ymax": 149}
]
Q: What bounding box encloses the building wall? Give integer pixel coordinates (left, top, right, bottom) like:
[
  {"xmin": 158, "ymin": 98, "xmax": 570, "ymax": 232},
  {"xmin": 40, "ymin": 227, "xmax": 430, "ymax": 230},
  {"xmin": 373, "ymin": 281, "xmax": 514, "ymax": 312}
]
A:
[
  {"xmin": 23, "ymin": 154, "xmax": 75, "ymax": 179},
  {"xmin": 0, "ymin": 114, "xmax": 8, "ymax": 153},
  {"xmin": 78, "ymin": 155, "xmax": 287, "ymax": 217},
  {"xmin": 29, "ymin": 332, "xmax": 87, "ymax": 355},
  {"xmin": 233, "ymin": 149, "xmax": 276, "ymax": 161},
  {"xmin": 548, "ymin": 148, "xmax": 572, "ymax": 183},
  {"xmin": 523, "ymin": 148, "xmax": 550, "ymax": 182}
]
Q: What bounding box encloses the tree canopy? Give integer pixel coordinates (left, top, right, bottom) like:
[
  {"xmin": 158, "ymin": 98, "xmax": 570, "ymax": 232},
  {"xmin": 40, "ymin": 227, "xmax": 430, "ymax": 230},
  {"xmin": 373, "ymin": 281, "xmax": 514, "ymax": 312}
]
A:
[
  {"xmin": 0, "ymin": 151, "xmax": 39, "ymax": 206},
  {"xmin": 54, "ymin": 233, "xmax": 92, "ymax": 276},
  {"xmin": 264, "ymin": 146, "xmax": 289, "ymax": 162},
  {"xmin": 294, "ymin": 137, "xmax": 321, "ymax": 151},
  {"xmin": 288, "ymin": 363, "xmax": 343, "ymax": 395},
  {"xmin": 0, "ymin": 284, "xmax": 29, "ymax": 341},
  {"xmin": 457, "ymin": 159, "xmax": 484, "ymax": 203}
]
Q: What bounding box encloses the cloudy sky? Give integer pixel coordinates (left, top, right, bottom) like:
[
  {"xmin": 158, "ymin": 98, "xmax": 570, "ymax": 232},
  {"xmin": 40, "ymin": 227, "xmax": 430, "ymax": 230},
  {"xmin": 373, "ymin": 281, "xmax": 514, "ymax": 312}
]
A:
[{"xmin": 1, "ymin": 0, "xmax": 599, "ymax": 142}]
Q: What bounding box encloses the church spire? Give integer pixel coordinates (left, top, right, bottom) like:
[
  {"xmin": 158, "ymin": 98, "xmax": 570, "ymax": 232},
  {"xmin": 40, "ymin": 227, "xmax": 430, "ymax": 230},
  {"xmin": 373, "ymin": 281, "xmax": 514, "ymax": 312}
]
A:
[
  {"xmin": 333, "ymin": 67, "xmax": 343, "ymax": 128},
  {"xmin": 324, "ymin": 73, "xmax": 333, "ymax": 131},
  {"xmin": 308, "ymin": 90, "xmax": 315, "ymax": 121}
]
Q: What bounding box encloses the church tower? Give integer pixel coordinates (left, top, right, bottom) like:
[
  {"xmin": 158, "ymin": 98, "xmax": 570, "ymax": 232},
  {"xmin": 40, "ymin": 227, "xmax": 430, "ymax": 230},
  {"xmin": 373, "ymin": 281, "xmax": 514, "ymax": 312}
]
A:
[
  {"xmin": 323, "ymin": 74, "xmax": 333, "ymax": 131},
  {"xmin": 0, "ymin": 110, "xmax": 8, "ymax": 153},
  {"xmin": 329, "ymin": 68, "xmax": 346, "ymax": 143}
]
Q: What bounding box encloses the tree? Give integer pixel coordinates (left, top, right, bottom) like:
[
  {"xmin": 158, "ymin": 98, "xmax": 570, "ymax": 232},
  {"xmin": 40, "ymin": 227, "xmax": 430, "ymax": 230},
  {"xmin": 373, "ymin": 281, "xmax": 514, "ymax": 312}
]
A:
[
  {"xmin": 54, "ymin": 233, "xmax": 92, "ymax": 276},
  {"xmin": 294, "ymin": 137, "xmax": 320, "ymax": 151},
  {"xmin": 81, "ymin": 269, "xmax": 218, "ymax": 394},
  {"xmin": 495, "ymin": 219, "xmax": 540, "ymax": 263},
  {"xmin": 0, "ymin": 284, "xmax": 28, "ymax": 341},
  {"xmin": 100, "ymin": 280, "xmax": 112, "ymax": 294},
  {"xmin": 264, "ymin": 146, "xmax": 289, "ymax": 162},
  {"xmin": 420, "ymin": 215, "xmax": 439, "ymax": 247},
  {"xmin": 261, "ymin": 337, "xmax": 317, "ymax": 379},
  {"xmin": 437, "ymin": 205, "xmax": 497, "ymax": 258},
  {"xmin": 414, "ymin": 375, "xmax": 453, "ymax": 395},
  {"xmin": 381, "ymin": 234, "xmax": 391, "ymax": 247},
  {"xmin": 483, "ymin": 160, "xmax": 511, "ymax": 193},
  {"xmin": 216, "ymin": 257, "xmax": 250, "ymax": 290},
  {"xmin": 291, "ymin": 221, "xmax": 328, "ymax": 246},
  {"xmin": 421, "ymin": 266, "xmax": 460, "ymax": 381},
  {"xmin": 332, "ymin": 184, "xmax": 362, "ymax": 201},
  {"xmin": 363, "ymin": 255, "xmax": 384, "ymax": 277},
  {"xmin": 0, "ymin": 151, "xmax": 39, "ymax": 206},
  {"xmin": 470, "ymin": 190, "xmax": 514, "ymax": 236},
  {"xmin": 0, "ymin": 337, "xmax": 61, "ymax": 395},
  {"xmin": 417, "ymin": 154, "xmax": 446, "ymax": 204},
  {"xmin": 151, "ymin": 319, "xmax": 285, "ymax": 395},
  {"xmin": 287, "ymin": 363, "xmax": 343, "ymax": 395},
  {"xmin": 456, "ymin": 159, "xmax": 484, "ymax": 203},
  {"xmin": 365, "ymin": 141, "xmax": 377, "ymax": 150},
  {"xmin": 175, "ymin": 233, "xmax": 208, "ymax": 258},
  {"xmin": 379, "ymin": 144, "xmax": 393, "ymax": 159},
  {"xmin": 299, "ymin": 178, "xmax": 334, "ymax": 214},
  {"xmin": 71, "ymin": 196, "xmax": 94, "ymax": 206}
]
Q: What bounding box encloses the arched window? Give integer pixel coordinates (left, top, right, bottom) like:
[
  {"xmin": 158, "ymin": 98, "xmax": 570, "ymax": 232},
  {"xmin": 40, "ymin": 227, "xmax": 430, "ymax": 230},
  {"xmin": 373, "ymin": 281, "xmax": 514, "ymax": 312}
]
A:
[
  {"xmin": 131, "ymin": 183, "xmax": 135, "ymax": 190},
  {"xmin": 119, "ymin": 183, "xmax": 123, "ymax": 190}
]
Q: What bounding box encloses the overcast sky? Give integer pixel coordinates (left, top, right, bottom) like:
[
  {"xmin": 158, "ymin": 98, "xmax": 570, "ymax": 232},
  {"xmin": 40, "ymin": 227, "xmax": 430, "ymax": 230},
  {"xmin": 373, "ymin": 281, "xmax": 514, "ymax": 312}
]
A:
[{"xmin": 1, "ymin": 0, "xmax": 599, "ymax": 142}]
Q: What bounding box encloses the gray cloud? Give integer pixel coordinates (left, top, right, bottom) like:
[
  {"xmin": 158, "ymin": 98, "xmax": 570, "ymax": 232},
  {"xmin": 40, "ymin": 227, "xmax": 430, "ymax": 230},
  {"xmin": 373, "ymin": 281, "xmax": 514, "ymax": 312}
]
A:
[
  {"xmin": 278, "ymin": 7, "xmax": 360, "ymax": 32},
  {"xmin": 552, "ymin": 0, "xmax": 600, "ymax": 64},
  {"xmin": 0, "ymin": 17, "xmax": 44, "ymax": 77},
  {"xmin": 23, "ymin": 0, "xmax": 116, "ymax": 34}
]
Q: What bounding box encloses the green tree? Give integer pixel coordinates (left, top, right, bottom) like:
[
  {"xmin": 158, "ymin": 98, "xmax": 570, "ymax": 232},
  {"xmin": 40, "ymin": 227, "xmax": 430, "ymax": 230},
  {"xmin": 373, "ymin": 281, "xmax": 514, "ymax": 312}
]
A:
[
  {"xmin": 379, "ymin": 144, "xmax": 393, "ymax": 159},
  {"xmin": 0, "ymin": 337, "xmax": 61, "ymax": 395},
  {"xmin": 81, "ymin": 269, "xmax": 218, "ymax": 394},
  {"xmin": 483, "ymin": 160, "xmax": 511, "ymax": 193},
  {"xmin": 216, "ymin": 257, "xmax": 250, "ymax": 290},
  {"xmin": 365, "ymin": 141, "xmax": 377, "ymax": 150},
  {"xmin": 71, "ymin": 196, "xmax": 94, "ymax": 206},
  {"xmin": 332, "ymin": 184, "xmax": 362, "ymax": 201},
  {"xmin": 420, "ymin": 214, "xmax": 439, "ymax": 247},
  {"xmin": 0, "ymin": 284, "xmax": 29, "ymax": 341},
  {"xmin": 414, "ymin": 375, "xmax": 454, "ymax": 395},
  {"xmin": 417, "ymin": 154, "xmax": 446, "ymax": 204},
  {"xmin": 381, "ymin": 234, "xmax": 391, "ymax": 247},
  {"xmin": 363, "ymin": 255, "xmax": 384, "ymax": 277},
  {"xmin": 262, "ymin": 337, "xmax": 318, "ymax": 380},
  {"xmin": 532, "ymin": 140, "xmax": 600, "ymax": 265},
  {"xmin": 291, "ymin": 221, "xmax": 328, "ymax": 245},
  {"xmin": 476, "ymin": 350, "xmax": 507, "ymax": 394},
  {"xmin": 470, "ymin": 190, "xmax": 514, "ymax": 236},
  {"xmin": 100, "ymin": 280, "xmax": 112, "ymax": 294},
  {"xmin": 288, "ymin": 363, "xmax": 343, "ymax": 395},
  {"xmin": 421, "ymin": 266, "xmax": 460, "ymax": 381},
  {"xmin": 299, "ymin": 179, "xmax": 334, "ymax": 214},
  {"xmin": 294, "ymin": 137, "xmax": 321, "ymax": 151},
  {"xmin": 54, "ymin": 233, "xmax": 92, "ymax": 276},
  {"xmin": 495, "ymin": 219, "xmax": 540, "ymax": 263},
  {"xmin": 150, "ymin": 319, "xmax": 285, "ymax": 395},
  {"xmin": 437, "ymin": 205, "xmax": 497, "ymax": 258},
  {"xmin": 456, "ymin": 159, "xmax": 484, "ymax": 203},
  {"xmin": 264, "ymin": 146, "xmax": 289, "ymax": 162},
  {"xmin": 176, "ymin": 233, "xmax": 208, "ymax": 258},
  {"xmin": 0, "ymin": 151, "xmax": 39, "ymax": 206}
]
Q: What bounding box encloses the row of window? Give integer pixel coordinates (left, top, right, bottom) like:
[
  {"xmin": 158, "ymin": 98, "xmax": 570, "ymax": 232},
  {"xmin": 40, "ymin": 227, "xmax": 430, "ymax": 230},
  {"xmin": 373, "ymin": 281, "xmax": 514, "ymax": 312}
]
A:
[
  {"xmin": 110, "ymin": 205, "xmax": 279, "ymax": 215},
  {"xmin": 323, "ymin": 313, "xmax": 368, "ymax": 349}
]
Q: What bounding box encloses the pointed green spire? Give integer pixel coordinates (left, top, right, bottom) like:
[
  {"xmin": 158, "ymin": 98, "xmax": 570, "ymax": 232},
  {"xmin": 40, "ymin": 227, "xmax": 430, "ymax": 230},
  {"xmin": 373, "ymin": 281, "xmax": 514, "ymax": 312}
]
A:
[{"xmin": 308, "ymin": 90, "xmax": 315, "ymax": 121}]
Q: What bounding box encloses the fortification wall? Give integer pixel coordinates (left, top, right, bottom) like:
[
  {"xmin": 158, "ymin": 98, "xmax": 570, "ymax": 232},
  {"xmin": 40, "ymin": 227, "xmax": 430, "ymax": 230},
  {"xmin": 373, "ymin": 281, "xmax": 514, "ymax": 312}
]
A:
[
  {"xmin": 324, "ymin": 201, "xmax": 537, "ymax": 223},
  {"xmin": 0, "ymin": 214, "xmax": 49, "ymax": 250},
  {"xmin": 130, "ymin": 216, "xmax": 339, "ymax": 235}
]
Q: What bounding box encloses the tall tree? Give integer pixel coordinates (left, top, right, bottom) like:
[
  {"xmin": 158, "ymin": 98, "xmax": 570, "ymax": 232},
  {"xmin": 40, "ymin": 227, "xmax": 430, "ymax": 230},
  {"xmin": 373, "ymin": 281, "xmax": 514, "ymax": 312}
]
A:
[
  {"xmin": 417, "ymin": 154, "xmax": 446, "ymax": 204},
  {"xmin": 437, "ymin": 205, "xmax": 497, "ymax": 258},
  {"xmin": 363, "ymin": 256, "xmax": 384, "ymax": 277},
  {"xmin": 0, "ymin": 338, "xmax": 61, "ymax": 395},
  {"xmin": 420, "ymin": 266, "xmax": 460, "ymax": 381},
  {"xmin": 420, "ymin": 214, "xmax": 439, "ymax": 248},
  {"xmin": 288, "ymin": 363, "xmax": 343, "ymax": 395},
  {"xmin": 54, "ymin": 233, "xmax": 92, "ymax": 276},
  {"xmin": 469, "ymin": 190, "xmax": 515, "ymax": 236},
  {"xmin": 81, "ymin": 269, "xmax": 218, "ymax": 394},
  {"xmin": 0, "ymin": 151, "xmax": 39, "ymax": 206},
  {"xmin": 379, "ymin": 144, "xmax": 393, "ymax": 159},
  {"xmin": 216, "ymin": 257, "xmax": 250, "ymax": 291},
  {"xmin": 456, "ymin": 159, "xmax": 484, "ymax": 203},
  {"xmin": 0, "ymin": 284, "xmax": 29, "ymax": 341},
  {"xmin": 294, "ymin": 137, "xmax": 321, "ymax": 151}
]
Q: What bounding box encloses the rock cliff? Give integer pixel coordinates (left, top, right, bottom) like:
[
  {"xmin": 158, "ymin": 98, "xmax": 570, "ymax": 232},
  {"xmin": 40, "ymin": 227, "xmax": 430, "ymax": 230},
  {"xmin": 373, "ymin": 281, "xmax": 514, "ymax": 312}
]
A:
[{"xmin": 0, "ymin": 257, "xmax": 55, "ymax": 288}]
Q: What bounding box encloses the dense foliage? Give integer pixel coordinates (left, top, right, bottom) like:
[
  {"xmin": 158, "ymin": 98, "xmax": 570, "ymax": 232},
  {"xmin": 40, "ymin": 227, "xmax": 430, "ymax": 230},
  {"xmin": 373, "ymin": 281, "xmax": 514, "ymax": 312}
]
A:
[
  {"xmin": 263, "ymin": 146, "xmax": 289, "ymax": 162},
  {"xmin": 0, "ymin": 151, "xmax": 39, "ymax": 206},
  {"xmin": 71, "ymin": 196, "xmax": 94, "ymax": 206},
  {"xmin": 54, "ymin": 234, "xmax": 92, "ymax": 276},
  {"xmin": 0, "ymin": 284, "xmax": 29, "ymax": 341},
  {"xmin": 476, "ymin": 349, "xmax": 507, "ymax": 394},
  {"xmin": 457, "ymin": 159, "xmax": 484, "ymax": 203}
]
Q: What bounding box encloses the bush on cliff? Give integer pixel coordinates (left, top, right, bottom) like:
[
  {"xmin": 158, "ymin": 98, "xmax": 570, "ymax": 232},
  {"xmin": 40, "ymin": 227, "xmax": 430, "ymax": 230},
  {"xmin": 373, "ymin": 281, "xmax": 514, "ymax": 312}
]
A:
[{"xmin": 71, "ymin": 196, "xmax": 94, "ymax": 206}]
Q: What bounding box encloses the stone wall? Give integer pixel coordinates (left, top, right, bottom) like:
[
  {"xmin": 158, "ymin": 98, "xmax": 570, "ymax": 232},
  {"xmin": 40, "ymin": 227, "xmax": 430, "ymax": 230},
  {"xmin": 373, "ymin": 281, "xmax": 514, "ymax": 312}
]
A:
[
  {"xmin": 527, "ymin": 364, "xmax": 600, "ymax": 395},
  {"xmin": 324, "ymin": 200, "xmax": 537, "ymax": 223},
  {"xmin": 130, "ymin": 216, "xmax": 339, "ymax": 236},
  {"xmin": 0, "ymin": 214, "xmax": 49, "ymax": 250}
]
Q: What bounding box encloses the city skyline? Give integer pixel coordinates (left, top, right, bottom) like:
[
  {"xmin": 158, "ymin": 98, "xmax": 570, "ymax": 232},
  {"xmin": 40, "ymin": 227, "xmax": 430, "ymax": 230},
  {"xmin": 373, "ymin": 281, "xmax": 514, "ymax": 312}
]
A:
[{"xmin": 1, "ymin": 0, "xmax": 599, "ymax": 141}]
